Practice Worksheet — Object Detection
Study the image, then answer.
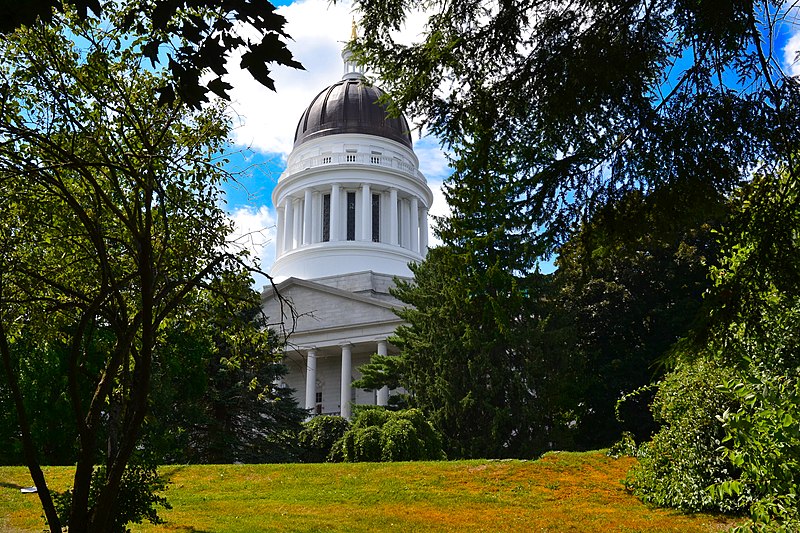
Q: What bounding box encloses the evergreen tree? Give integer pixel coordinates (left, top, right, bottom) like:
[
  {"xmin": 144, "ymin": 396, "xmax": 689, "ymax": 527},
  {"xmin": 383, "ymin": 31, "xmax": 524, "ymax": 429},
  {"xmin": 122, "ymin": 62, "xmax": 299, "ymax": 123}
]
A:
[{"xmin": 384, "ymin": 247, "xmax": 579, "ymax": 458}]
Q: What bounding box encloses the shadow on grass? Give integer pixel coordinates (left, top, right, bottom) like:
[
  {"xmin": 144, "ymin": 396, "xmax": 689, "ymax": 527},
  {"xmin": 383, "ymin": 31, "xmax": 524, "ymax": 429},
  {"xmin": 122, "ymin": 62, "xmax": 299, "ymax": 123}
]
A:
[
  {"xmin": 0, "ymin": 481, "xmax": 26, "ymax": 490},
  {"xmin": 160, "ymin": 465, "xmax": 188, "ymax": 482},
  {"xmin": 165, "ymin": 526, "xmax": 213, "ymax": 533}
]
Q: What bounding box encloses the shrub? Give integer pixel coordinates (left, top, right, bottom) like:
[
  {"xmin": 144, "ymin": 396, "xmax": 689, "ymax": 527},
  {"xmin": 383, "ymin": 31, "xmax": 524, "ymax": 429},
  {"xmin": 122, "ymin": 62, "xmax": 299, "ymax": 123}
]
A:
[
  {"xmin": 625, "ymin": 357, "xmax": 749, "ymax": 513},
  {"xmin": 336, "ymin": 408, "xmax": 445, "ymax": 462},
  {"xmin": 297, "ymin": 415, "xmax": 350, "ymax": 463}
]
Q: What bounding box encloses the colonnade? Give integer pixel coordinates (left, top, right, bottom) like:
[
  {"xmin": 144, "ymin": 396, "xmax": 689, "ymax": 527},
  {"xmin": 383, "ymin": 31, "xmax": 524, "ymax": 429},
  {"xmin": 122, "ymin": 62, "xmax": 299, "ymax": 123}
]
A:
[
  {"xmin": 304, "ymin": 340, "xmax": 390, "ymax": 419},
  {"xmin": 275, "ymin": 183, "xmax": 429, "ymax": 257}
]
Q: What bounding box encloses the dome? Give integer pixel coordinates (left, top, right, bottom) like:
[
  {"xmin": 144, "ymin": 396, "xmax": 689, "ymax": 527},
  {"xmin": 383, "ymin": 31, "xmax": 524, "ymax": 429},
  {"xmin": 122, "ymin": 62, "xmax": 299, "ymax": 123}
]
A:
[{"xmin": 293, "ymin": 78, "xmax": 413, "ymax": 149}]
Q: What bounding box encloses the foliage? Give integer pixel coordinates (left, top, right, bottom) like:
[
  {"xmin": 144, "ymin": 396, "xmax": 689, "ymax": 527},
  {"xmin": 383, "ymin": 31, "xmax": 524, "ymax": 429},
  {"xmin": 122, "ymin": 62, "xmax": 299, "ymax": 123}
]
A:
[
  {"xmin": 0, "ymin": 0, "xmax": 303, "ymax": 107},
  {"xmin": 385, "ymin": 246, "xmax": 580, "ymax": 459},
  {"xmin": 625, "ymin": 357, "xmax": 747, "ymax": 513},
  {"xmin": 142, "ymin": 275, "xmax": 306, "ymax": 465},
  {"xmin": 53, "ymin": 463, "xmax": 171, "ymax": 533},
  {"xmin": 297, "ymin": 415, "xmax": 351, "ymax": 463},
  {"xmin": 0, "ymin": 9, "xmax": 262, "ymax": 531},
  {"xmin": 550, "ymin": 191, "xmax": 726, "ymax": 448},
  {"xmin": 708, "ymin": 171, "xmax": 800, "ymax": 530},
  {"xmin": 351, "ymin": 0, "xmax": 797, "ymax": 258},
  {"xmin": 334, "ymin": 408, "xmax": 446, "ymax": 462}
]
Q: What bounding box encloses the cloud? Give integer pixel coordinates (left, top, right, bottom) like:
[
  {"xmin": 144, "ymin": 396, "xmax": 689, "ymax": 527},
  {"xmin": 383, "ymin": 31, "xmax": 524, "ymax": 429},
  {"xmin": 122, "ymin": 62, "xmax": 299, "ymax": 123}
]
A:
[
  {"xmin": 783, "ymin": 30, "xmax": 800, "ymax": 77},
  {"xmin": 227, "ymin": 205, "xmax": 278, "ymax": 290},
  {"xmin": 225, "ymin": 0, "xmax": 357, "ymax": 155}
]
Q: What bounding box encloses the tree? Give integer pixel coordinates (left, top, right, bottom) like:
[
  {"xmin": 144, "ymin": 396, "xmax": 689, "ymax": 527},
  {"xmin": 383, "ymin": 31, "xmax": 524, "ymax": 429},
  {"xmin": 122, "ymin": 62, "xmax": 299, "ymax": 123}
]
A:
[
  {"xmin": 549, "ymin": 190, "xmax": 726, "ymax": 448},
  {"xmin": 380, "ymin": 246, "xmax": 580, "ymax": 459},
  {"xmin": 351, "ymin": 0, "xmax": 798, "ymax": 257},
  {"xmin": 0, "ymin": 9, "xmax": 265, "ymax": 531},
  {"xmin": 143, "ymin": 273, "xmax": 306, "ymax": 465},
  {"xmin": 707, "ymin": 169, "xmax": 800, "ymax": 529},
  {"xmin": 0, "ymin": 0, "xmax": 303, "ymax": 107}
]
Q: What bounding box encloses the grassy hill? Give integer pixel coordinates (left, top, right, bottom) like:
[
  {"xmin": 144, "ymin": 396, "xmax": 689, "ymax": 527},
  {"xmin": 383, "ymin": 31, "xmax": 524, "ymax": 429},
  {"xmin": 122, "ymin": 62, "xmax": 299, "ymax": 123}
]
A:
[{"xmin": 0, "ymin": 451, "xmax": 736, "ymax": 532}]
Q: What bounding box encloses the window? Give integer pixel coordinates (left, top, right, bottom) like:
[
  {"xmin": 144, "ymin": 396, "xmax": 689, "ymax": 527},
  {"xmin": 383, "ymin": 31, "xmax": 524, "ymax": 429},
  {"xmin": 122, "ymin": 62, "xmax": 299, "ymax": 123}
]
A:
[
  {"xmin": 370, "ymin": 151, "xmax": 382, "ymax": 164},
  {"xmin": 322, "ymin": 155, "xmax": 331, "ymax": 164},
  {"xmin": 372, "ymin": 194, "xmax": 380, "ymax": 242},
  {"xmin": 322, "ymin": 193, "xmax": 331, "ymax": 242},
  {"xmin": 346, "ymin": 149, "xmax": 357, "ymax": 163},
  {"xmin": 315, "ymin": 392, "xmax": 322, "ymax": 404},
  {"xmin": 346, "ymin": 192, "xmax": 356, "ymax": 241}
]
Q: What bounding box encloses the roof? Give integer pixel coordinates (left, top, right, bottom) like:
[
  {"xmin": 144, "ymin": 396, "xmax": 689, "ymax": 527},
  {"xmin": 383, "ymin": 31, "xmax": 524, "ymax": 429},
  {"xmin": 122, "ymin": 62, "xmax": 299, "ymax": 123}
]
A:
[{"xmin": 293, "ymin": 78, "xmax": 413, "ymax": 149}]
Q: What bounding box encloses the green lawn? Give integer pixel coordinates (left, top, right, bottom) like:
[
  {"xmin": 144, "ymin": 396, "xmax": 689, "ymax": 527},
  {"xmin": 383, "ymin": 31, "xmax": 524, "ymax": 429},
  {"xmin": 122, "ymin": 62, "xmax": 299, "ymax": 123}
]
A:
[{"xmin": 0, "ymin": 451, "xmax": 736, "ymax": 532}]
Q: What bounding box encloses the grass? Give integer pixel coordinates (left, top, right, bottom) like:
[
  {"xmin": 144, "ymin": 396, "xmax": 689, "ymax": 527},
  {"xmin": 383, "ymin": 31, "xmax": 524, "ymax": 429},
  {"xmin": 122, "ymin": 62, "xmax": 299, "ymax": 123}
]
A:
[{"xmin": 0, "ymin": 451, "xmax": 737, "ymax": 532}]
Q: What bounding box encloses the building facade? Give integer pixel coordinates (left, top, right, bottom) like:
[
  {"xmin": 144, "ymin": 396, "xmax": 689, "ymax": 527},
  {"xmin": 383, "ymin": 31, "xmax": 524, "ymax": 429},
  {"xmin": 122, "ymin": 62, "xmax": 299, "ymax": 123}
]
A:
[{"xmin": 261, "ymin": 43, "xmax": 433, "ymax": 418}]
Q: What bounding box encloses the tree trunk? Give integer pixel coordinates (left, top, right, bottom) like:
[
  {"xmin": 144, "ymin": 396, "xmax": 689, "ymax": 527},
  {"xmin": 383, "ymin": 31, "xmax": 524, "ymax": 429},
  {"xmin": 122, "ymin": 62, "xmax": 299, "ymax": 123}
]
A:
[{"xmin": 0, "ymin": 323, "xmax": 62, "ymax": 532}]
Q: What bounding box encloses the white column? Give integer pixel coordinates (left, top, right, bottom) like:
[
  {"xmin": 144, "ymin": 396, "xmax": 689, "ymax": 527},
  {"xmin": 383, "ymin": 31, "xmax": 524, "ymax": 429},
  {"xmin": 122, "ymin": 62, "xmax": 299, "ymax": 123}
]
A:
[
  {"xmin": 401, "ymin": 198, "xmax": 411, "ymax": 248},
  {"xmin": 305, "ymin": 349, "xmax": 317, "ymax": 411},
  {"xmin": 292, "ymin": 197, "xmax": 302, "ymax": 249},
  {"xmin": 389, "ymin": 188, "xmax": 398, "ymax": 245},
  {"xmin": 276, "ymin": 205, "xmax": 285, "ymax": 258},
  {"xmin": 283, "ymin": 198, "xmax": 294, "ymax": 253},
  {"xmin": 376, "ymin": 340, "xmax": 389, "ymax": 407},
  {"xmin": 361, "ymin": 183, "xmax": 371, "ymax": 241},
  {"xmin": 303, "ymin": 189, "xmax": 313, "ymax": 245},
  {"xmin": 420, "ymin": 208, "xmax": 429, "ymax": 255},
  {"xmin": 330, "ymin": 184, "xmax": 341, "ymax": 241},
  {"xmin": 340, "ymin": 343, "xmax": 352, "ymax": 419},
  {"xmin": 311, "ymin": 191, "xmax": 321, "ymax": 243},
  {"xmin": 410, "ymin": 197, "xmax": 420, "ymax": 253}
]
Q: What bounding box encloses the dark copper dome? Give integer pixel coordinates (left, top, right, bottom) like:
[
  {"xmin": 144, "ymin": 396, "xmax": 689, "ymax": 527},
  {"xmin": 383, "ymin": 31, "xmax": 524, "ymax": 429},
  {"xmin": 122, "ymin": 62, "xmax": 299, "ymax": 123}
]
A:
[{"xmin": 293, "ymin": 78, "xmax": 413, "ymax": 149}]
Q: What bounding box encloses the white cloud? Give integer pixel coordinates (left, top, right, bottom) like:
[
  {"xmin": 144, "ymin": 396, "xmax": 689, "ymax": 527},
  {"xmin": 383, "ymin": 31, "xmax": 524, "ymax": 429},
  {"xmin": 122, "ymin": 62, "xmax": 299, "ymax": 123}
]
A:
[
  {"xmin": 225, "ymin": 0, "xmax": 357, "ymax": 155},
  {"xmin": 783, "ymin": 30, "xmax": 800, "ymax": 77},
  {"xmin": 227, "ymin": 205, "xmax": 277, "ymax": 290}
]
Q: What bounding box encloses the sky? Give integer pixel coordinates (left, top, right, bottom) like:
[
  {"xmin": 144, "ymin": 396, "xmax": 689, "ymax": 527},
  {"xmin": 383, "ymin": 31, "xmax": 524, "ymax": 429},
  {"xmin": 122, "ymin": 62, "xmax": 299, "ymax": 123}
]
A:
[
  {"xmin": 220, "ymin": 0, "xmax": 451, "ymax": 289},
  {"xmin": 221, "ymin": 0, "xmax": 800, "ymax": 289}
]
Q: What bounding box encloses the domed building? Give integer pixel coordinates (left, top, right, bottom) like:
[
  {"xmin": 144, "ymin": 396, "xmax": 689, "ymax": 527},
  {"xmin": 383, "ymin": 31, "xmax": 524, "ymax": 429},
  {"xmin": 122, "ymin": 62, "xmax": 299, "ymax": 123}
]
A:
[{"xmin": 261, "ymin": 36, "xmax": 433, "ymax": 418}]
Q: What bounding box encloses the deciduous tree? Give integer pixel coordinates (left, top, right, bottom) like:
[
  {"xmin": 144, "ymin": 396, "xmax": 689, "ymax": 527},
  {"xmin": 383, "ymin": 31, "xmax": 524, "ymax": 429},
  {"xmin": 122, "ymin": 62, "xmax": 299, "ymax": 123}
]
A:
[
  {"xmin": 0, "ymin": 8, "xmax": 269, "ymax": 531},
  {"xmin": 0, "ymin": 0, "xmax": 303, "ymax": 107}
]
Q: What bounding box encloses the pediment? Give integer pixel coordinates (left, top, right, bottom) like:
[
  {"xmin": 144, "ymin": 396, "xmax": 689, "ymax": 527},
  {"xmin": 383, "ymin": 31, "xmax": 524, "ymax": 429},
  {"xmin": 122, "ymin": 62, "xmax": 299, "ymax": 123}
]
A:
[{"xmin": 262, "ymin": 277, "xmax": 403, "ymax": 335}]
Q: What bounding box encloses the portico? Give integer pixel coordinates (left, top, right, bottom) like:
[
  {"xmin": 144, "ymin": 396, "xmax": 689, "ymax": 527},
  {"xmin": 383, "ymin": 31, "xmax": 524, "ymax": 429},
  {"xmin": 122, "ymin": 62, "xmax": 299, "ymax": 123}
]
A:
[{"xmin": 261, "ymin": 272, "xmax": 405, "ymax": 419}]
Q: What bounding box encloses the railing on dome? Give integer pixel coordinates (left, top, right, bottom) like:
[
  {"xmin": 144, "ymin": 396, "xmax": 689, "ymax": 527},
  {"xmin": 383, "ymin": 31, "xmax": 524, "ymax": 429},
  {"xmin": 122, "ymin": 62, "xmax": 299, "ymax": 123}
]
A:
[{"xmin": 286, "ymin": 152, "xmax": 421, "ymax": 180}]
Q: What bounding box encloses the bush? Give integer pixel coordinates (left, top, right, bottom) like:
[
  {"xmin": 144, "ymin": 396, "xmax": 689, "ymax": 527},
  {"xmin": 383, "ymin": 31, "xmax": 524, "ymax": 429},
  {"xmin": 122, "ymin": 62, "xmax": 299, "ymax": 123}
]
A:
[
  {"xmin": 625, "ymin": 357, "xmax": 750, "ymax": 513},
  {"xmin": 336, "ymin": 408, "xmax": 445, "ymax": 462},
  {"xmin": 297, "ymin": 415, "xmax": 350, "ymax": 463}
]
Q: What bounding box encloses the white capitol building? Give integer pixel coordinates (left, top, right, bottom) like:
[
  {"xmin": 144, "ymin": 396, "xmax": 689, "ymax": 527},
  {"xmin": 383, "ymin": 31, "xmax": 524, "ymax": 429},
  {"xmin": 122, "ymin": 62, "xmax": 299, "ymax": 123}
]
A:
[{"xmin": 261, "ymin": 39, "xmax": 433, "ymax": 419}]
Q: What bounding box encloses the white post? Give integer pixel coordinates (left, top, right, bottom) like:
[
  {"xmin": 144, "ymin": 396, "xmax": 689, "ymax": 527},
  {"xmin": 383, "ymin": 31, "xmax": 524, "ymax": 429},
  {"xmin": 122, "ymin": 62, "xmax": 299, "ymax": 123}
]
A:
[
  {"xmin": 311, "ymin": 191, "xmax": 321, "ymax": 243},
  {"xmin": 340, "ymin": 343, "xmax": 352, "ymax": 419},
  {"xmin": 292, "ymin": 197, "xmax": 303, "ymax": 249},
  {"xmin": 330, "ymin": 184, "xmax": 341, "ymax": 241},
  {"xmin": 410, "ymin": 197, "xmax": 420, "ymax": 253},
  {"xmin": 420, "ymin": 208, "xmax": 429, "ymax": 255},
  {"xmin": 389, "ymin": 188, "xmax": 398, "ymax": 245},
  {"xmin": 275, "ymin": 205, "xmax": 285, "ymax": 258},
  {"xmin": 361, "ymin": 183, "xmax": 371, "ymax": 241},
  {"xmin": 401, "ymin": 198, "xmax": 411, "ymax": 248},
  {"xmin": 376, "ymin": 340, "xmax": 389, "ymax": 406},
  {"xmin": 305, "ymin": 349, "xmax": 317, "ymax": 411},
  {"xmin": 283, "ymin": 198, "xmax": 294, "ymax": 253},
  {"xmin": 303, "ymin": 189, "xmax": 313, "ymax": 245}
]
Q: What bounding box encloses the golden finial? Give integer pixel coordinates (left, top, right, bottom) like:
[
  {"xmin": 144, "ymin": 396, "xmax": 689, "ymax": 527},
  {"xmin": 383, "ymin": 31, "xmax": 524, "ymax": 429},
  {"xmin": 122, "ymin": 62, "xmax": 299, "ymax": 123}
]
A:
[{"xmin": 351, "ymin": 17, "xmax": 358, "ymax": 41}]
